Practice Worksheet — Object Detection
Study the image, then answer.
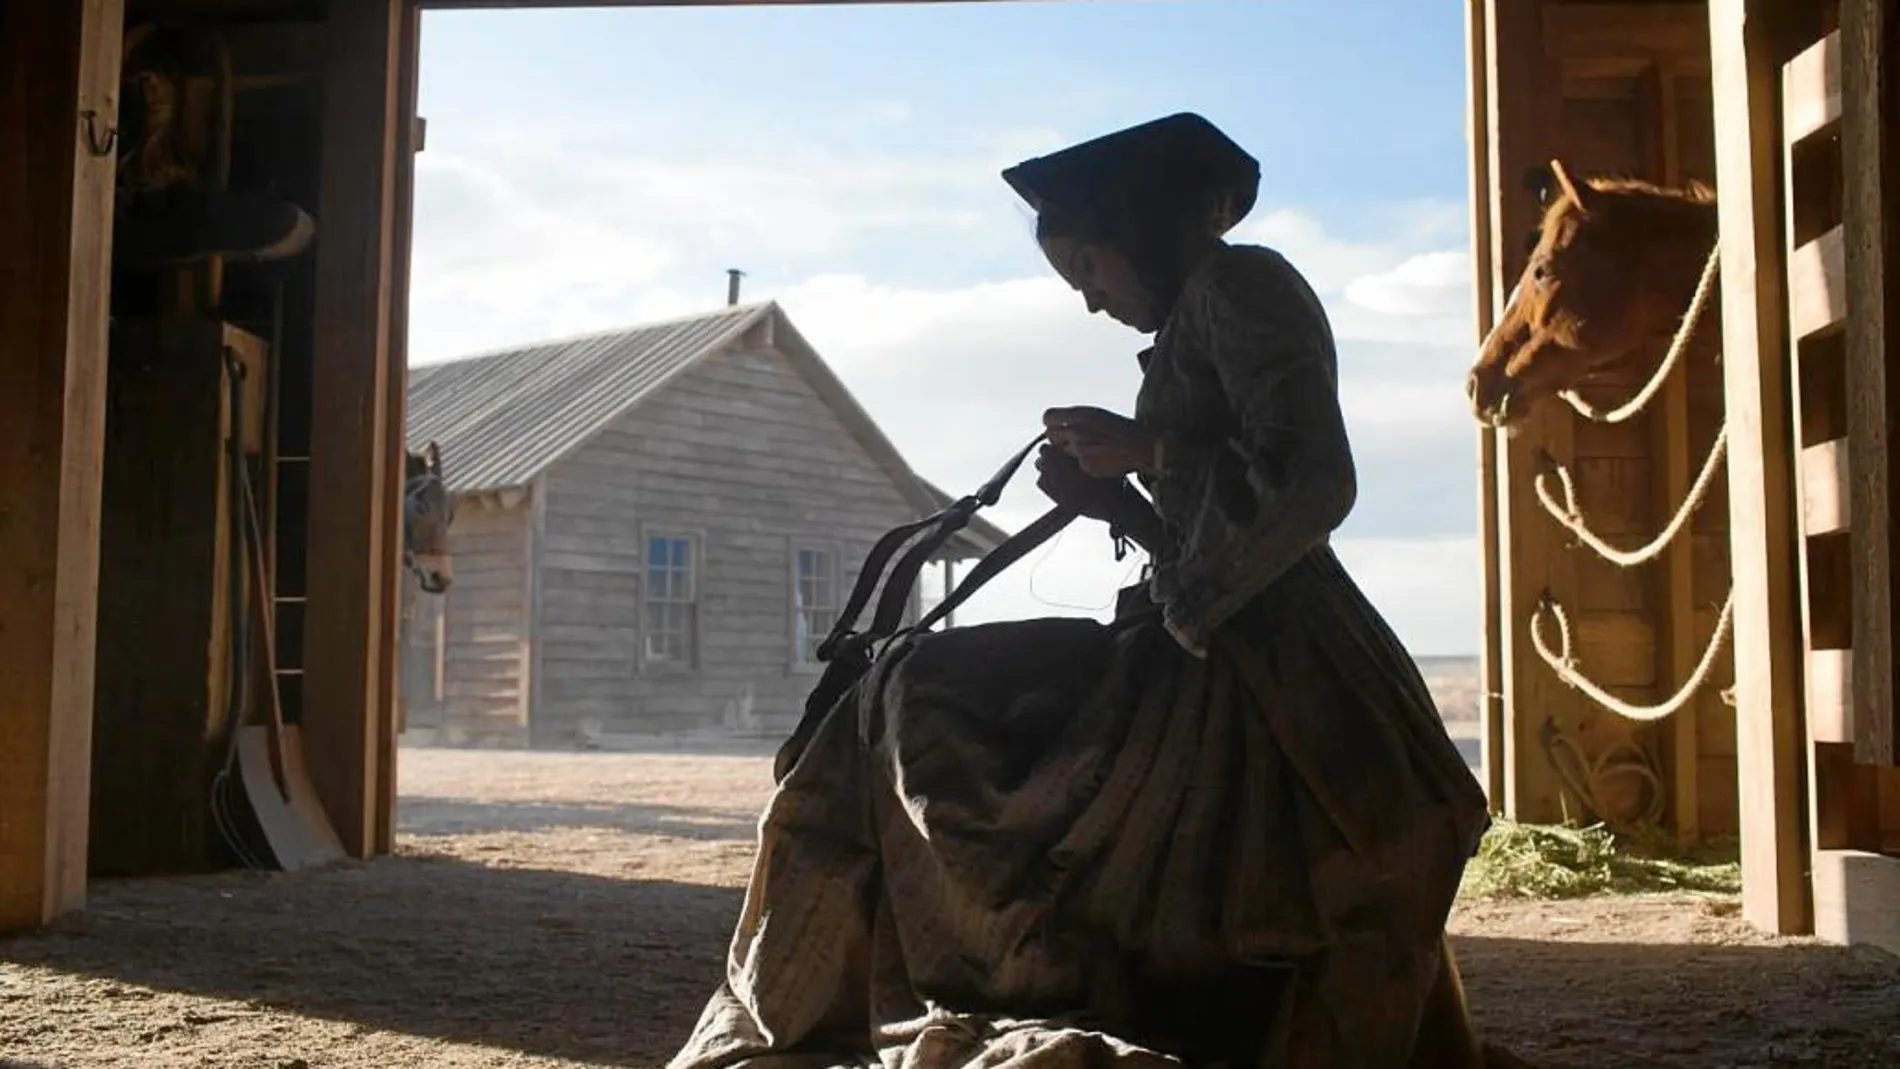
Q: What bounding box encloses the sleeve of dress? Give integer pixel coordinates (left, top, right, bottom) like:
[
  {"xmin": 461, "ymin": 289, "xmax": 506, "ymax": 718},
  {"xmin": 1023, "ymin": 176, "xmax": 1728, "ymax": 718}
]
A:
[{"xmin": 1155, "ymin": 250, "xmax": 1358, "ymax": 653}]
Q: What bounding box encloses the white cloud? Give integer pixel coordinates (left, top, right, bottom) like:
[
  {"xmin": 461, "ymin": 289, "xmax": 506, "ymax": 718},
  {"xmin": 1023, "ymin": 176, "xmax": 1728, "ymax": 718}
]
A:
[
  {"xmin": 407, "ymin": 133, "xmax": 1488, "ymax": 653},
  {"xmin": 1347, "ymin": 250, "xmax": 1472, "ymax": 318}
]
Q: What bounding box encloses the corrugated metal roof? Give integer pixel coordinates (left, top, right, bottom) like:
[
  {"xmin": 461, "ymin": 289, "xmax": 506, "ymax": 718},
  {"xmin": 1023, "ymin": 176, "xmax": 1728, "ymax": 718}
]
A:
[
  {"xmin": 404, "ymin": 302, "xmax": 1015, "ymax": 559},
  {"xmin": 406, "ymin": 303, "xmax": 767, "ymax": 494}
]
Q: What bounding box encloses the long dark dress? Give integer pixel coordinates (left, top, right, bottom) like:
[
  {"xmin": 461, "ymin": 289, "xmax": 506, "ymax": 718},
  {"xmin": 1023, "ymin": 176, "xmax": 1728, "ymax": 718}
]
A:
[{"xmin": 666, "ymin": 243, "xmax": 1493, "ymax": 1069}]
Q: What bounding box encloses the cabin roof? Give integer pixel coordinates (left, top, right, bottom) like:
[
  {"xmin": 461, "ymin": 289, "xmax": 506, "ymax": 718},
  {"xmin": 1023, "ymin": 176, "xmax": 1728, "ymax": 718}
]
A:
[{"xmin": 405, "ymin": 301, "xmax": 1012, "ymax": 558}]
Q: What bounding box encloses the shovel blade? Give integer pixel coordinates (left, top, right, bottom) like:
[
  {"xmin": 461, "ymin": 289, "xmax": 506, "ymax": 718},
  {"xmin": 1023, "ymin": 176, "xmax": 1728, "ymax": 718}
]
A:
[{"xmin": 237, "ymin": 725, "xmax": 347, "ymax": 871}]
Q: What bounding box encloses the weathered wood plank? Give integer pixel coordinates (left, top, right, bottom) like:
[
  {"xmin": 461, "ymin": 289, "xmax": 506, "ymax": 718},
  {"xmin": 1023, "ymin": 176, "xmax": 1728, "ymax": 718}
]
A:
[
  {"xmin": 1842, "ymin": 0, "xmax": 1900, "ymax": 767},
  {"xmin": 1789, "ymin": 226, "xmax": 1849, "ymax": 340},
  {"xmin": 380, "ymin": 4, "xmax": 421, "ymax": 855},
  {"xmin": 1799, "ymin": 438, "xmax": 1852, "ymax": 534},
  {"xmin": 0, "ymin": 0, "xmax": 123, "ymax": 932},
  {"xmin": 1782, "ymin": 30, "xmax": 1843, "ymax": 148},
  {"xmin": 303, "ymin": 0, "xmax": 403, "ymax": 858},
  {"xmin": 90, "ymin": 324, "xmax": 262, "ymax": 877},
  {"xmin": 1710, "ymin": 0, "xmax": 1819, "ymax": 936},
  {"xmin": 1487, "ymin": 0, "xmax": 1577, "ymax": 824},
  {"xmin": 1808, "ymin": 647, "xmax": 1856, "ymax": 744}
]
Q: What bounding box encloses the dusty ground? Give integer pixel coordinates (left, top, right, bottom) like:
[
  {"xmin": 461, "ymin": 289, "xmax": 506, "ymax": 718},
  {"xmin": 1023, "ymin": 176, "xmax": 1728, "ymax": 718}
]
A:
[{"xmin": 3, "ymin": 746, "xmax": 1898, "ymax": 1069}]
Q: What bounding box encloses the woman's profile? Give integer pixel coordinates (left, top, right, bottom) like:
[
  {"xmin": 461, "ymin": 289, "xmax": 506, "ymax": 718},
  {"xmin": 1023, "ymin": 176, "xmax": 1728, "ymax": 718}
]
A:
[{"xmin": 667, "ymin": 112, "xmax": 1493, "ymax": 1069}]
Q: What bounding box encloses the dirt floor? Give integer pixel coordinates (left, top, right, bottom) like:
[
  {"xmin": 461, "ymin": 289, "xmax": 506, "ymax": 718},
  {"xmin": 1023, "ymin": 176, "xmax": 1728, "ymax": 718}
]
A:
[{"xmin": 4, "ymin": 746, "xmax": 1898, "ymax": 1069}]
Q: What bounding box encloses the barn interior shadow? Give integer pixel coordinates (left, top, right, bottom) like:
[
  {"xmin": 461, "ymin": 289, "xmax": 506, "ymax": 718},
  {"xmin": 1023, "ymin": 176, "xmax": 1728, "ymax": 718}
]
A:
[
  {"xmin": 1452, "ymin": 933, "xmax": 1900, "ymax": 1068},
  {"xmin": 0, "ymin": 855, "xmax": 746, "ymax": 1067},
  {"xmin": 7, "ymin": 858, "xmax": 1900, "ymax": 1067}
]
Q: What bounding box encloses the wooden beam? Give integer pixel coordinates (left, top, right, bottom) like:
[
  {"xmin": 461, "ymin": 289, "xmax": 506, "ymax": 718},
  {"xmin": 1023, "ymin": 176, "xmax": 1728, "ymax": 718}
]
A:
[
  {"xmin": 303, "ymin": 0, "xmax": 404, "ymax": 858},
  {"xmin": 1782, "ymin": 31, "xmax": 1844, "ymax": 147},
  {"xmin": 374, "ymin": 0, "xmax": 424, "ymax": 857},
  {"xmin": 0, "ymin": 0, "xmax": 123, "ymax": 932},
  {"xmin": 1486, "ymin": 0, "xmax": 1574, "ymax": 825},
  {"xmin": 1467, "ymin": 0, "xmax": 1506, "ymax": 810},
  {"xmin": 1542, "ymin": 3, "xmax": 1709, "ymax": 63},
  {"xmin": 1709, "ymin": 0, "xmax": 1814, "ymax": 937},
  {"xmin": 1842, "ymin": 0, "xmax": 1900, "ymax": 767}
]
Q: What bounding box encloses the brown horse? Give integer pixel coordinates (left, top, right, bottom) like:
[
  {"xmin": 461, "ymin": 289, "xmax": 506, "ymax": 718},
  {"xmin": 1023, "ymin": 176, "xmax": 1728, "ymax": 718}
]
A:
[
  {"xmin": 404, "ymin": 441, "xmax": 454, "ymax": 594},
  {"xmin": 1466, "ymin": 160, "xmax": 1720, "ymax": 429}
]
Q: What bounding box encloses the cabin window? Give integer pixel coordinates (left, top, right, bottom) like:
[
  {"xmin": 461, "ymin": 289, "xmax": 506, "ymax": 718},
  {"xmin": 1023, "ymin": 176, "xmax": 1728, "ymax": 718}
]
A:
[
  {"xmin": 645, "ymin": 532, "xmax": 699, "ymax": 665},
  {"xmin": 792, "ymin": 546, "xmax": 839, "ymax": 666}
]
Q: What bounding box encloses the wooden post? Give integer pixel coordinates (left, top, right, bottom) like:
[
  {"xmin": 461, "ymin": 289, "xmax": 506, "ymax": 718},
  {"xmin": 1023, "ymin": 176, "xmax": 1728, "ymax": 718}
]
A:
[
  {"xmin": 1635, "ymin": 61, "xmax": 1703, "ymax": 842},
  {"xmin": 1466, "ymin": 0, "xmax": 1506, "ymax": 809},
  {"xmin": 1485, "ymin": 0, "xmax": 1576, "ymax": 824},
  {"xmin": 373, "ymin": 0, "xmax": 424, "ymax": 857},
  {"xmin": 1708, "ymin": 0, "xmax": 1814, "ymax": 936},
  {"xmin": 0, "ymin": 0, "xmax": 123, "ymax": 932},
  {"xmin": 1841, "ymin": 0, "xmax": 1899, "ymax": 768},
  {"xmin": 304, "ymin": 0, "xmax": 405, "ymax": 858}
]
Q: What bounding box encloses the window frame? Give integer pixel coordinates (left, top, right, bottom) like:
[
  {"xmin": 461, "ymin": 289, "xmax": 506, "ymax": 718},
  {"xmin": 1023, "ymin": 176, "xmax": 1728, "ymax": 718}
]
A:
[
  {"xmin": 789, "ymin": 540, "xmax": 844, "ymax": 673},
  {"xmin": 640, "ymin": 525, "xmax": 705, "ymax": 673}
]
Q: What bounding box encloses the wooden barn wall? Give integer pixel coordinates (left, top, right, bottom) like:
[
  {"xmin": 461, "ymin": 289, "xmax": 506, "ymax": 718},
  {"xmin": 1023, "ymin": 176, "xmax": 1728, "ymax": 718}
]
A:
[
  {"xmin": 0, "ymin": 0, "xmax": 123, "ymax": 932},
  {"xmin": 531, "ymin": 342, "xmax": 921, "ymax": 743},
  {"xmin": 402, "ymin": 495, "xmax": 532, "ymax": 746},
  {"xmin": 1474, "ymin": 0, "xmax": 1735, "ymax": 840}
]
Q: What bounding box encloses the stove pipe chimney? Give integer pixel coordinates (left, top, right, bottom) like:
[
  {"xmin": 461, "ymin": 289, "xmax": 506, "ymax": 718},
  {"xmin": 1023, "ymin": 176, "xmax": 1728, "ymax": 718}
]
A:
[{"xmin": 726, "ymin": 268, "xmax": 745, "ymax": 307}]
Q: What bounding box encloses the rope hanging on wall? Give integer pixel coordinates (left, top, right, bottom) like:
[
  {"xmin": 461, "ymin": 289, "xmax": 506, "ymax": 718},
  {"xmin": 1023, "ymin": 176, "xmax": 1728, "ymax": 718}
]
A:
[
  {"xmin": 1528, "ymin": 243, "xmax": 1735, "ymax": 726},
  {"xmin": 1556, "ymin": 244, "xmax": 1723, "ymax": 425},
  {"xmin": 1531, "ymin": 588, "xmax": 1736, "ymax": 723},
  {"xmin": 1534, "ymin": 426, "xmax": 1729, "ymax": 568}
]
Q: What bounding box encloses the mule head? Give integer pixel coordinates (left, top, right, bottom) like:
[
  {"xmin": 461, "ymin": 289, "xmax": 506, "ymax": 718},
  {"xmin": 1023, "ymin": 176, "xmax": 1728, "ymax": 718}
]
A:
[
  {"xmin": 1467, "ymin": 159, "xmax": 1707, "ymax": 431},
  {"xmin": 404, "ymin": 440, "xmax": 455, "ymax": 595}
]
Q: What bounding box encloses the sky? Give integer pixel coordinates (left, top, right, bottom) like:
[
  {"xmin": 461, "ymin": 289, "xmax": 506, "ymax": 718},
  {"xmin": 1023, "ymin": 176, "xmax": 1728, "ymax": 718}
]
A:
[{"xmin": 408, "ymin": 0, "xmax": 1485, "ymax": 657}]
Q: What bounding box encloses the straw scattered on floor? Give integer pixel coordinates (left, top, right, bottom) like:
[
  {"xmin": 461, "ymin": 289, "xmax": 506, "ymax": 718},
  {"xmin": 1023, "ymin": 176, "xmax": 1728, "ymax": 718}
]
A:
[{"xmin": 1458, "ymin": 818, "xmax": 1742, "ymax": 901}]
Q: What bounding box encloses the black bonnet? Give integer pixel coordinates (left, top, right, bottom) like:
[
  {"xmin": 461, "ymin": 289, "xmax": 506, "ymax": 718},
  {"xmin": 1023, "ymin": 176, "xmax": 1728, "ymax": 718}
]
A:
[{"xmin": 1002, "ymin": 112, "xmax": 1260, "ymax": 237}]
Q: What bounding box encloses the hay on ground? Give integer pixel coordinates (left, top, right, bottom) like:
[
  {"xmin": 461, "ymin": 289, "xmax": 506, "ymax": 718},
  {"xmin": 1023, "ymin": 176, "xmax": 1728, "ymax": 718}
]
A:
[{"xmin": 1458, "ymin": 819, "xmax": 1742, "ymax": 901}]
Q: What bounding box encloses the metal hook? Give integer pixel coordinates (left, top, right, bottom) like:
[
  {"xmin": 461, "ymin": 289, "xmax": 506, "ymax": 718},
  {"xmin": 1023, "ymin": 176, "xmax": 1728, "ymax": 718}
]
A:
[{"xmin": 79, "ymin": 109, "xmax": 117, "ymax": 157}]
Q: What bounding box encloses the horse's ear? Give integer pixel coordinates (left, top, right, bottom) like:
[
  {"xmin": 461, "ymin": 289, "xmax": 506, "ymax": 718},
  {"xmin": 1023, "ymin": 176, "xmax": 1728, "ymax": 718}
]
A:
[
  {"xmin": 423, "ymin": 440, "xmax": 441, "ymax": 472},
  {"xmin": 1548, "ymin": 158, "xmax": 1593, "ymax": 215}
]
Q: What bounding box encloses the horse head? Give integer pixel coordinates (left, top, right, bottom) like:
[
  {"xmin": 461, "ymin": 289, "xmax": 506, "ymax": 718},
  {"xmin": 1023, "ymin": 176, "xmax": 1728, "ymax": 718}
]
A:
[
  {"xmin": 1466, "ymin": 160, "xmax": 1719, "ymax": 431},
  {"xmin": 404, "ymin": 440, "xmax": 455, "ymax": 595}
]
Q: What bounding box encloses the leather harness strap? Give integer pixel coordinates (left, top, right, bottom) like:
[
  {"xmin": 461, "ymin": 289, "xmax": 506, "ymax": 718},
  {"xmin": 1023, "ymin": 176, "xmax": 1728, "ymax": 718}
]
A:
[{"xmin": 773, "ymin": 434, "xmax": 1088, "ymax": 781}]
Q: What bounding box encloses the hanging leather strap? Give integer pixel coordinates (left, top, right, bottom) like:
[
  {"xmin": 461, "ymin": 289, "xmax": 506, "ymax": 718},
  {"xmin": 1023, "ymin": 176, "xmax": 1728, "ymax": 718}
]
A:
[
  {"xmin": 773, "ymin": 434, "xmax": 1080, "ymax": 782},
  {"xmin": 816, "ymin": 432, "xmax": 1047, "ymax": 664}
]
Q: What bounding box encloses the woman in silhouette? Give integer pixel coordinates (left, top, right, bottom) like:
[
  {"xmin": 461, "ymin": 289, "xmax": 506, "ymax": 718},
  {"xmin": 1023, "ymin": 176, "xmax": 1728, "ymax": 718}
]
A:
[{"xmin": 669, "ymin": 113, "xmax": 1490, "ymax": 1069}]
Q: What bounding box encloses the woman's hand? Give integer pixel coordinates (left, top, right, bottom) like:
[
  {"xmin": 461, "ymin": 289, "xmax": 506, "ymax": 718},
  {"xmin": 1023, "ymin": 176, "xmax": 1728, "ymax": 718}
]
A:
[
  {"xmin": 1043, "ymin": 406, "xmax": 1161, "ymax": 478},
  {"xmin": 1034, "ymin": 445, "xmax": 1129, "ymax": 522}
]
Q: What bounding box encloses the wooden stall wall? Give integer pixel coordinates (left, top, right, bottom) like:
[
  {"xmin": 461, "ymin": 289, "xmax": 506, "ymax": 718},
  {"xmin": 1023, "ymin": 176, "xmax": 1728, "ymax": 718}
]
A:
[
  {"xmin": 1473, "ymin": 0, "xmax": 1735, "ymax": 844},
  {"xmin": 1770, "ymin": 1, "xmax": 1900, "ymax": 954}
]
